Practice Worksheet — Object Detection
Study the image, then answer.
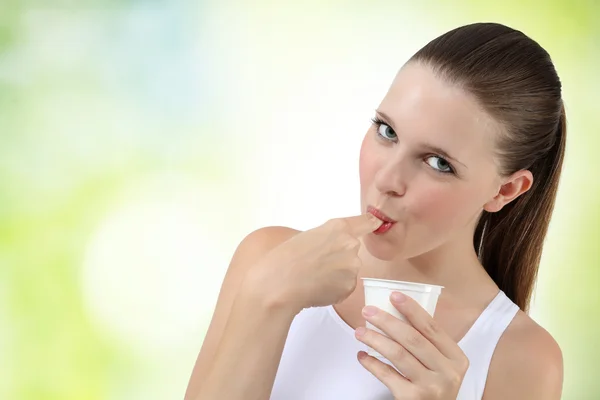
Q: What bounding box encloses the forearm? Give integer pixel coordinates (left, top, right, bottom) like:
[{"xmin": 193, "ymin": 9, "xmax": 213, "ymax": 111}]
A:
[{"xmin": 195, "ymin": 283, "xmax": 297, "ymax": 400}]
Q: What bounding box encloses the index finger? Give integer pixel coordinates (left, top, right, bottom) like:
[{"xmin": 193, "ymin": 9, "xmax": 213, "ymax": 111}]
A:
[
  {"xmin": 390, "ymin": 292, "xmax": 463, "ymax": 362},
  {"xmin": 342, "ymin": 213, "xmax": 384, "ymax": 237}
]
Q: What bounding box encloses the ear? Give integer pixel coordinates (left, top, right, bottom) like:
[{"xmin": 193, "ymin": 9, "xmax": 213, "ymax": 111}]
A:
[{"xmin": 483, "ymin": 170, "xmax": 533, "ymax": 213}]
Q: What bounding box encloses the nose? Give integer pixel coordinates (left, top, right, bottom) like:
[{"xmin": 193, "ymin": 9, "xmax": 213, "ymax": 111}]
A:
[{"xmin": 373, "ymin": 153, "xmax": 408, "ymax": 198}]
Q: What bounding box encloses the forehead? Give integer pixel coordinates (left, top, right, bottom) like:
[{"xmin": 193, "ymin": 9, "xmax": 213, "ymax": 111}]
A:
[{"xmin": 379, "ymin": 62, "xmax": 500, "ymax": 164}]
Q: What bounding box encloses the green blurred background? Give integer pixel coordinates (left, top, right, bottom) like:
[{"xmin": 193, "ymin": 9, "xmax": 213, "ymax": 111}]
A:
[{"xmin": 1, "ymin": 1, "xmax": 597, "ymax": 399}]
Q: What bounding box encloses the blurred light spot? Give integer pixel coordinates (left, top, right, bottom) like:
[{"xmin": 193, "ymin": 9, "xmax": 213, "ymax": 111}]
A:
[{"xmin": 82, "ymin": 173, "xmax": 228, "ymax": 355}]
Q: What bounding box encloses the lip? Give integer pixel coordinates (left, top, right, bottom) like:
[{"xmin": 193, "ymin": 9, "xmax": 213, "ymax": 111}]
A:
[{"xmin": 366, "ymin": 205, "xmax": 397, "ymax": 223}]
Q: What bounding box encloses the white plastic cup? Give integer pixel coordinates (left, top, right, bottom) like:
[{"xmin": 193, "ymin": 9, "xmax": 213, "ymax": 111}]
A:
[{"xmin": 361, "ymin": 278, "xmax": 444, "ymax": 359}]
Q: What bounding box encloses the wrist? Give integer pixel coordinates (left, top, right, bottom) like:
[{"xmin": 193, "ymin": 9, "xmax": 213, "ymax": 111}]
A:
[{"xmin": 240, "ymin": 268, "xmax": 303, "ymax": 318}]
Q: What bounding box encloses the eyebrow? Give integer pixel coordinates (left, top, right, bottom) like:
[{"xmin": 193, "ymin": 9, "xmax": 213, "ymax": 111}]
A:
[{"xmin": 375, "ymin": 110, "xmax": 467, "ymax": 169}]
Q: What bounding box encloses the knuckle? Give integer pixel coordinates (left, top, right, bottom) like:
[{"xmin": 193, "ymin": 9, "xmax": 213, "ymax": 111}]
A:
[
  {"xmin": 423, "ymin": 319, "xmax": 441, "ymax": 337},
  {"xmin": 342, "ymin": 235, "xmax": 360, "ymax": 250},
  {"xmin": 445, "ymin": 371, "xmax": 463, "ymax": 389},
  {"xmin": 345, "ymin": 277, "xmax": 358, "ymax": 293},
  {"xmin": 392, "ymin": 344, "xmax": 406, "ymax": 361},
  {"xmin": 458, "ymin": 355, "xmax": 470, "ymax": 374},
  {"xmin": 406, "ymin": 332, "xmax": 423, "ymax": 348},
  {"xmin": 379, "ymin": 362, "xmax": 397, "ymax": 381}
]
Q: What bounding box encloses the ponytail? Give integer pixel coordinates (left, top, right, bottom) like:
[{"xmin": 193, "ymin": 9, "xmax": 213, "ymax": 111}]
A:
[{"xmin": 474, "ymin": 103, "xmax": 567, "ymax": 312}]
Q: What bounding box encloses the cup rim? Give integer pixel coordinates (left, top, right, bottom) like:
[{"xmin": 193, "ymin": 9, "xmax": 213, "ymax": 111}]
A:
[{"xmin": 361, "ymin": 277, "xmax": 444, "ymax": 290}]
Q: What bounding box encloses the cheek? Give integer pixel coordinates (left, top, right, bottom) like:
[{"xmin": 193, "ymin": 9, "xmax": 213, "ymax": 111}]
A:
[
  {"xmin": 408, "ymin": 185, "xmax": 480, "ymax": 227},
  {"xmin": 359, "ymin": 134, "xmax": 379, "ymax": 187}
]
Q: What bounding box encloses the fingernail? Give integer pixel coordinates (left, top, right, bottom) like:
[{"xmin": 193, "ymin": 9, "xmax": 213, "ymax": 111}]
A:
[
  {"xmin": 355, "ymin": 327, "xmax": 367, "ymax": 337},
  {"xmin": 391, "ymin": 292, "xmax": 406, "ymax": 303},
  {"xmin": 362, "ymin": 306, "xmax": 378, "ymax": 316},
  {"xmin": 358, "ymin": 351, "xmax": 367, "ymax": 360}
]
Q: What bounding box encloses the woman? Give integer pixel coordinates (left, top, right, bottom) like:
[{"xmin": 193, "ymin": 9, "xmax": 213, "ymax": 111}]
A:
[{"xmin": 185, "ymin": 22, "xmax": 565, "ymax": 400}]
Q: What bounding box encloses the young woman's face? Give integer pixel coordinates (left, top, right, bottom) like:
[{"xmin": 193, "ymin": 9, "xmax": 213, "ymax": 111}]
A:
[{"xmin": 359, "ymin": 62, "xmax": 505, "ymax": 261}]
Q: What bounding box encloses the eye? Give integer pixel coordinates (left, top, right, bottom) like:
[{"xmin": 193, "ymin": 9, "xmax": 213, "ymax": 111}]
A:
[
  {"xmin": 425, "ymin": 155, "xmax": 454, "ymax": 174},
  {"xmin": 378, "ymin": 124, "xmax": 397, "ymax": 140},
  {"xmin": 371, "ymin": 117, "xmax": 397, "ymax": 141}
]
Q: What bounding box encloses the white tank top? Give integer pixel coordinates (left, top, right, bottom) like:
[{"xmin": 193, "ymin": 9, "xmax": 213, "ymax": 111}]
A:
[{"xmin": 270, "ymin": 290, "xmax": 519, "ymax": 400}]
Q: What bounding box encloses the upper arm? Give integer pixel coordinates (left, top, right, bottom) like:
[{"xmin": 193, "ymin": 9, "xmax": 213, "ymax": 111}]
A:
[
  {"xmin": 482, "ymin": 314, "xmax": 563, "ymax": 400},
  {"xmin": 183, "ymin": 226, "xmax": 299, "ymax": 400}
]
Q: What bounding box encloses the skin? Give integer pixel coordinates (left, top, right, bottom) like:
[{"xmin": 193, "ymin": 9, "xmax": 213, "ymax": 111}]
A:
[
  {"xmin": 185, "ymin": 62, "xmax": 563, "ymax": 399},
  {"xmin": 337, "ymin": 61, "xmax": 563, "ymax": 399}
]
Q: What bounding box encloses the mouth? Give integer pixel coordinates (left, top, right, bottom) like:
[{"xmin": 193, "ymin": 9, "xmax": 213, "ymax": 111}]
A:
[
  {"xmin": 366, "ymin": 205, "xmax": 397, "ymax": 223},
  {"xmin": 366, "ymin": 205, "xmax": 397, "ymax": 235}
]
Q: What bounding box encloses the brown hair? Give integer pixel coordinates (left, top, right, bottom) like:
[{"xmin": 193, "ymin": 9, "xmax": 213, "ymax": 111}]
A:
[{"xmin": 410, "ymin": 22, "xmax": 566, "ymax": 312}]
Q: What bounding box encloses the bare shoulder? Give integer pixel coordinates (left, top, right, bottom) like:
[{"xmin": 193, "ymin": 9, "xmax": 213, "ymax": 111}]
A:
[
  {"xmin": 184, "ymin": 225, "xmax": 301, "ymax": 400},
  {"xmin": 235, "ymin": 225, "xmax": 301, "ymax": 262},
  {"xmin": 482, "ymin": 310, "xmax": 563, "ymax": 400}
]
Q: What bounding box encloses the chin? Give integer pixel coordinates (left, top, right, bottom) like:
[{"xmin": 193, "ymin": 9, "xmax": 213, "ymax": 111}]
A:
[{"xmin": 362, "ymin": 233, "xmax": 404, "ymax": 261}]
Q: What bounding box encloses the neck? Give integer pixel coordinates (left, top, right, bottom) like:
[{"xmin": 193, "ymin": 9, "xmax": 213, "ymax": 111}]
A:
[{"xmin": 357, "ymin": 231, "xmax": 499, "ymax": 306}]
